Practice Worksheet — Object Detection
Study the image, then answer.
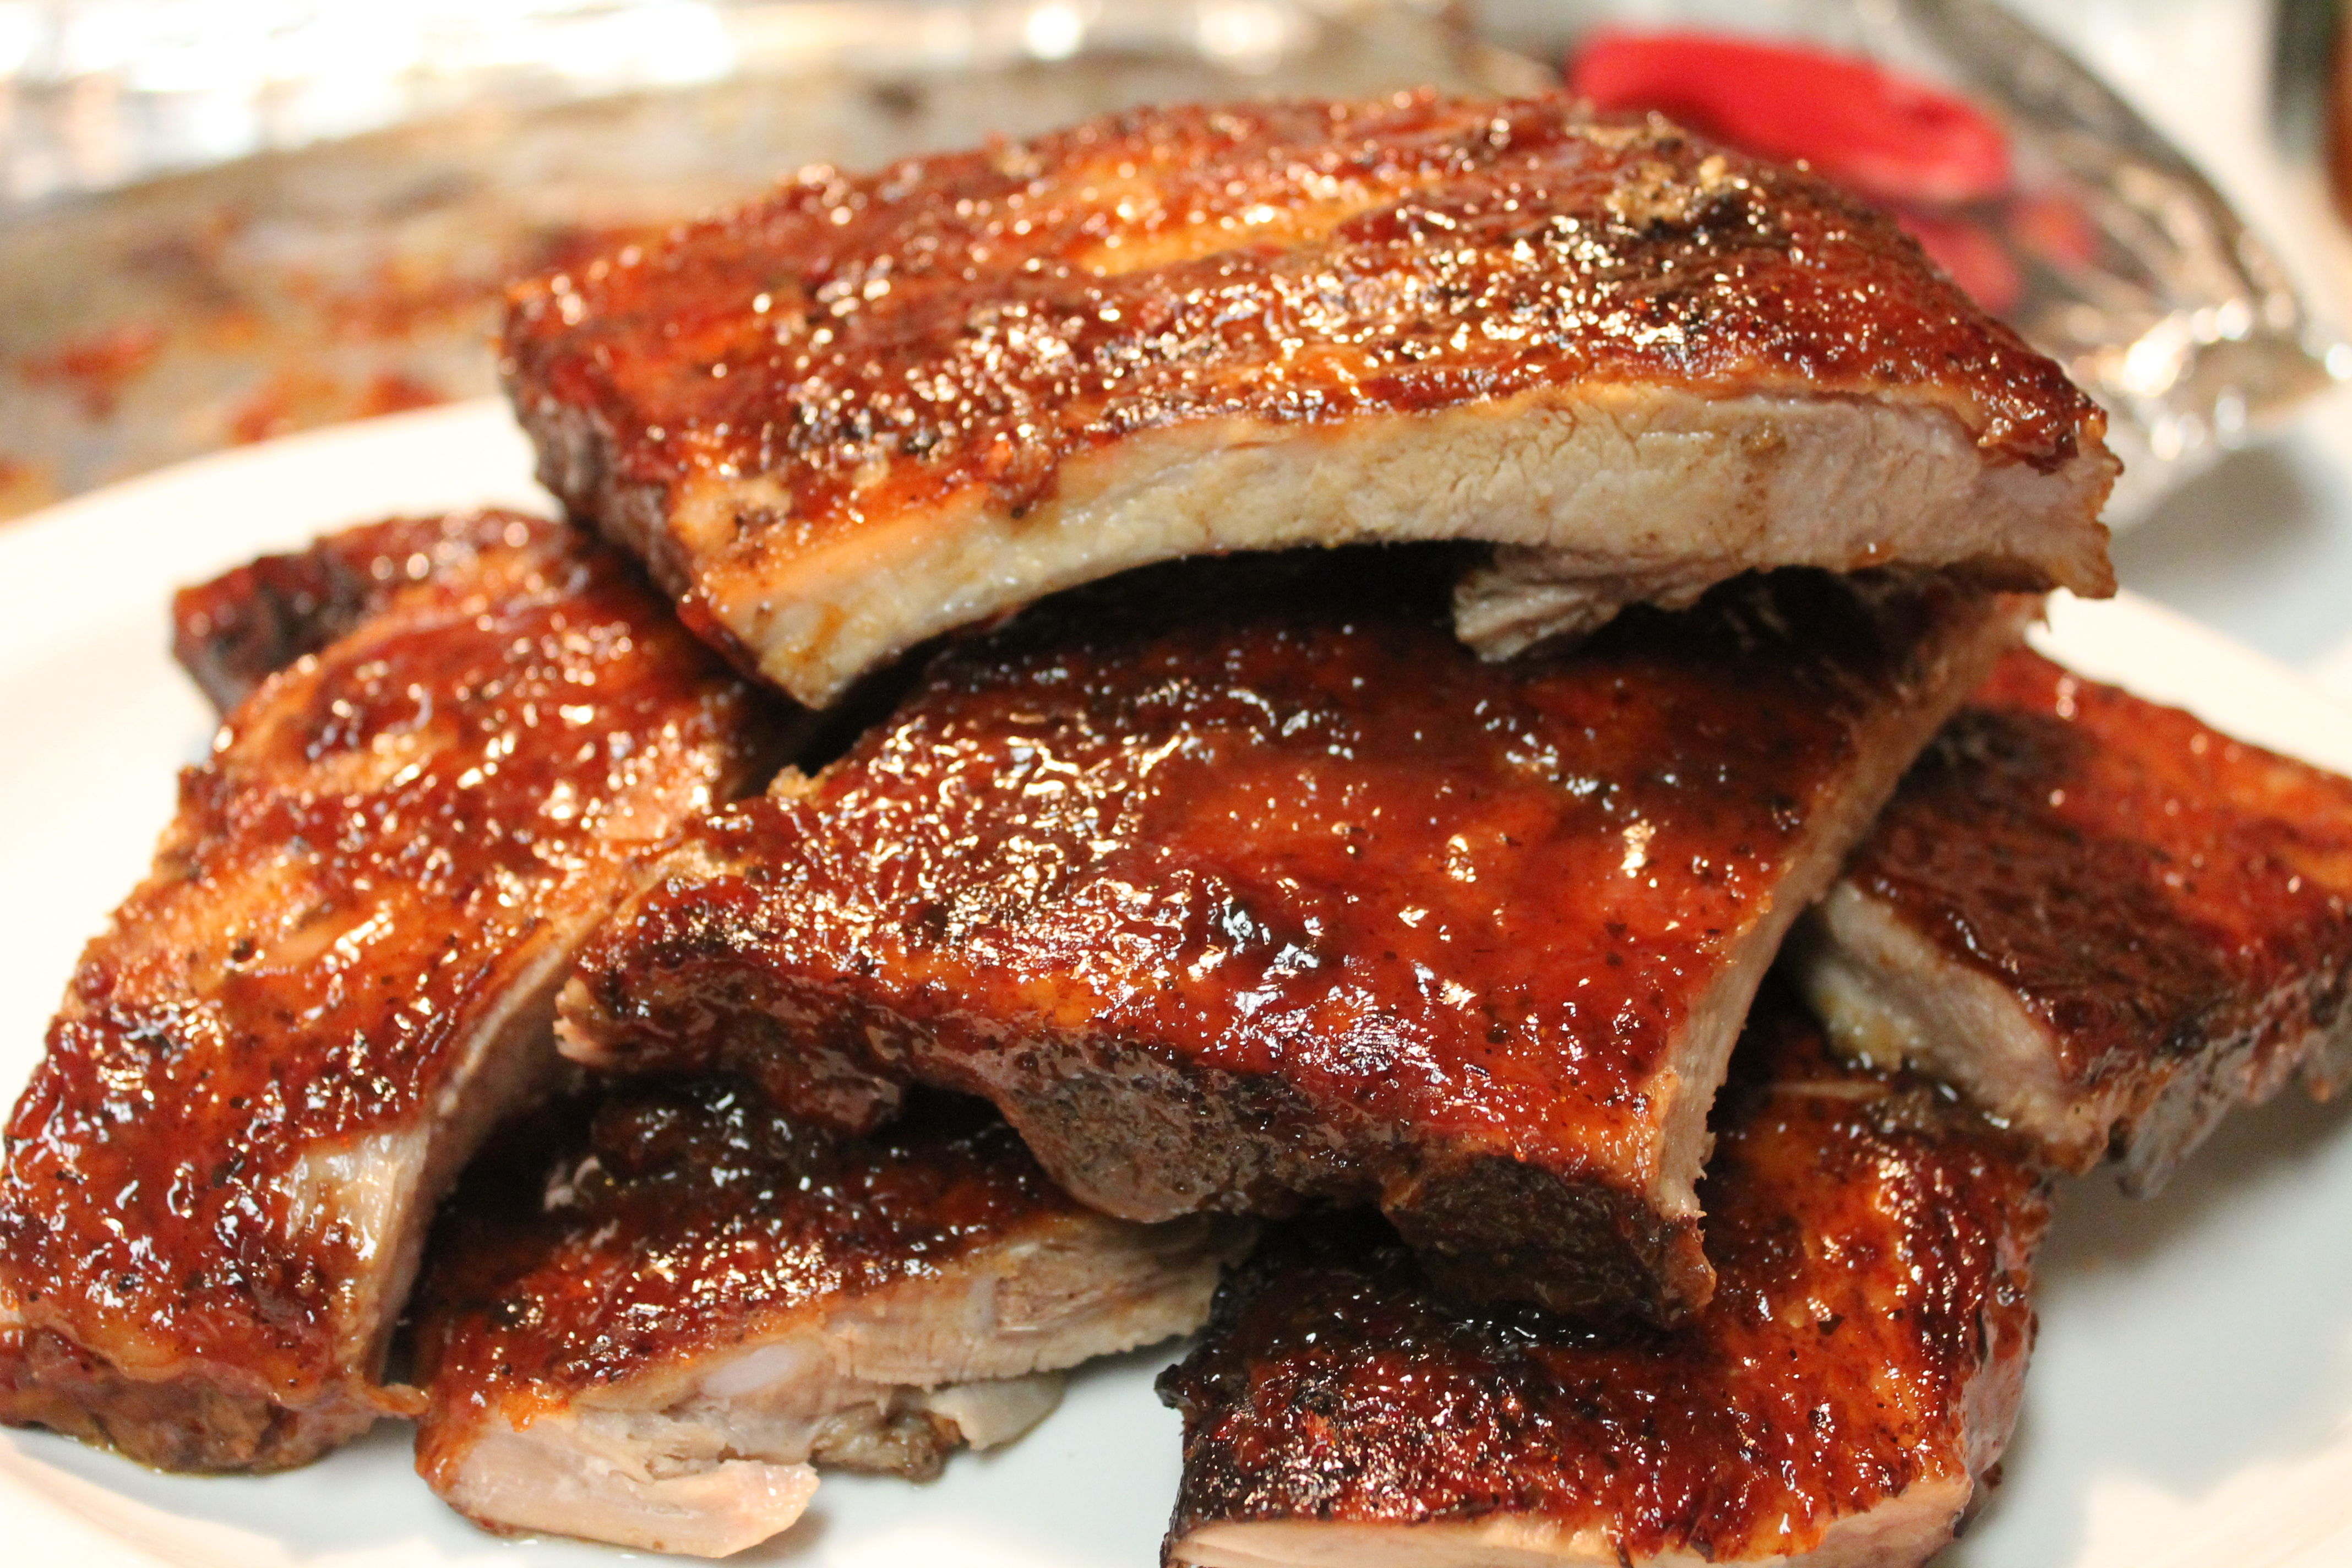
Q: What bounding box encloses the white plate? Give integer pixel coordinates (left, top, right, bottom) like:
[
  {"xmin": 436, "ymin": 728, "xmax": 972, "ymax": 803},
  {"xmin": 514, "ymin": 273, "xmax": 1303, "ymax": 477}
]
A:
[{"xmin": 2, "ymin": 400, "xmax": 2349, "ymax": 1568}]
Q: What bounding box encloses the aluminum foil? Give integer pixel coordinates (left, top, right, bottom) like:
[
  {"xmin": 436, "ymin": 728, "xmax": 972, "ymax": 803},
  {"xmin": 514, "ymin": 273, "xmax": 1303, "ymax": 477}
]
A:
[
  {"xmin": 2, "ymin": 0, "xmax": 2330, "ymax": 522},
  {"xmin": 1473, "ymin": 0, "xmax": 2346, "ymax": 519},
  {"xmin": 0, "ymin": 0, "xmax": 1476, "ymax": 518}
]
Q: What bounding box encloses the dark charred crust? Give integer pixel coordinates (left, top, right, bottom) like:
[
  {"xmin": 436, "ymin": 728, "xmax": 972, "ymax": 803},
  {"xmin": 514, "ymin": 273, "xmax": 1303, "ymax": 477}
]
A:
[
  {"xmin": 562, "ymin": 553, "xmax": 2023, "ymax": 1320},
  {"xmin": 1, "ymin": 1323, "xmax": 377, "ymax": 1472},
  {"xmin": 507, "ymin": 391, "xmax": 687, "ymax": 603},
  {"xmin": 1388, "ymin": 1155, "xmax": 1706, "ymax": 1326},
  {"xmin": 1826, "ymin": 649, "xmax": 2352, "ymax": 1186},
  {"xmin": 169, "ymin": 509, "xmax": 559, "ymax": 712},
  {"xmin": 1157, "ymin": 993, "xmax": 2050, "ymax": 1564}
]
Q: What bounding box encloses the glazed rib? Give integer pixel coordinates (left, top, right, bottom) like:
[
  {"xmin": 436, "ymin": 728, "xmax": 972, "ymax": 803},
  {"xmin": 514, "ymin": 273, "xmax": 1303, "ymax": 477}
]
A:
[
  {"xmin": 1157, "ymin": 989, "xmax": 2051, "ymax": 1568},
  {"xmin": 414, "ymin": 1084, "xmax": 1247, "ymax": 1558},
  {"xmin": 559, "ymin": 552, "xmax": 2029, "ymax": 1323},
  {"xmin": 1789, "ymin": 648, "xmax": 2352, "ymax": 1193},
  {"xmin": 0, "ymin": 514, "xmax": 790, "ymax": 1471},
  {"xmin": 506, "ymin": 91, "xmax": 2115, "ymax": 707},
  {"xmin": 171, "ymin": 511, "xmax": 578, "ymax": 712}
]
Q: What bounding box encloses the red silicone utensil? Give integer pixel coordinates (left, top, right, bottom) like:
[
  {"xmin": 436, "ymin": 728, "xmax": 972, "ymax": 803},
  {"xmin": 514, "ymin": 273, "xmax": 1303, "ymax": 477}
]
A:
[{"xmin": 1570, "ymin": 30, "xmax": 2012, "ymax": 208}]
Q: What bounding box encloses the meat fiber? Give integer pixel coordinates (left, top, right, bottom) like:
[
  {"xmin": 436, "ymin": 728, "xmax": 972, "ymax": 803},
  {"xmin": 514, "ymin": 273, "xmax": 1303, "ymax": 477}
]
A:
[
  {"xmin": 505, "ymin": 91, "xmax": 2115, "ymax": 707},
  {"xmin": 559, "ymin": 552, "xmax": 2029, "ymax": 1324},
  {"xmin": 1790, "ymin": 648, "xmax": 2352, "ymax": 1193},
  {"xmin": 0, "ymin": 513, "xmax": 791, "ymax": 1471},
  {"xmin": 413, "ymin": 1084, "xmax": 1246, "ymax": 1557},
  {"xmin": 1157, "ymin": 988, "xmax": 2051, "ymax": 1568}
]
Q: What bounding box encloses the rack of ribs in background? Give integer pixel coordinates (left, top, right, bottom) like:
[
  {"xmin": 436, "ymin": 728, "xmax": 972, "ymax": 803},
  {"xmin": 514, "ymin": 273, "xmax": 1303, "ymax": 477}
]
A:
[
  {"xmin": 412, "ymin": 1083, "xmax": 1246, "ymax": 1556},
  {"xmin": 1793, "ymin": 647, "xmax": 2352, "ymax": 1191},
  {"xmin": 503, "ymin": 90, "xmax": 2116, "ymax": 709},
  {"xmin": 0, "ymin": 513, "xmax": 794, "ymax": 1470},
  {"xmin": 559, "ymin": 550, "xmax": 2032, "ymax": 1325},
  {"xmin": 1157, "ymin": 989, "xmax": 2050, "ymax": 1568}
]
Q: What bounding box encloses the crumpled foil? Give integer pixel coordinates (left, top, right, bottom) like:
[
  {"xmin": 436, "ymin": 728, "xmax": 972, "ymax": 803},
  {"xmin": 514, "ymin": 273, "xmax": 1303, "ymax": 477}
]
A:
[
  {"xmin": 1471, "ymin": 0, "xmax": 2346, "ymax": 519},
  {"xmin": 0, "ymin": 0, "xmax": 1477, "ymax": 517},
  {"xmin": 2, "ymin": 0, "xmax": 2330, "ymax": 523}
]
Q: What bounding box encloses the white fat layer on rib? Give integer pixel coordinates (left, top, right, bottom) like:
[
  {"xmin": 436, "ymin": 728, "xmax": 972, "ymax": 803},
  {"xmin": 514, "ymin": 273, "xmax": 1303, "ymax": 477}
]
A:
[
  {"xmin": 683, "ymin": 385, "xmax": 2111, "ymax": 707},
  {"xmin": 1170, "ymin": 1475, "xmax": 1971, "ymax": 1568},
  {"xmin": 671, "ymin": 1217, "xmax": 1228, "ymax": 1410},
  {"xmin": 279, "ymin": 1125, "xmax": 431, "ymax": 1365},
  {"xmin": 918, "ymin": 1375, "xmax": 1062, "ymax": 1449}
]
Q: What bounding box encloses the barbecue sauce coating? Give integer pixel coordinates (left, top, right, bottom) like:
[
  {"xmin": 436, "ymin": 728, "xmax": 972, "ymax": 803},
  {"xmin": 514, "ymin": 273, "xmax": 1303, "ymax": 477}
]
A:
[
  {"xmin": 508, "ymin": 92, "xmax": 2095, "ymax": 555},
  {"xmin": 1156, "ymin": 994, "xmax": 2049, "ymax": 1564},
  {"xmin": 1842, "ymin": 649, "xmax": 2352, "ymax": 1120},
  {"xmin": 171, "ymin": 512, "xmax": 575, "ymax": 714},
  {"xmin": 562, "ymin": 552, "xmax": 2022, "ymax": 1321},
  {"xmin": 0, "ymin": 514, "xmax": 786, "ymax": 1471},
  {"xmin": 413, "ymin": 1086, "xmax": 1078, "ymax": 1477}
]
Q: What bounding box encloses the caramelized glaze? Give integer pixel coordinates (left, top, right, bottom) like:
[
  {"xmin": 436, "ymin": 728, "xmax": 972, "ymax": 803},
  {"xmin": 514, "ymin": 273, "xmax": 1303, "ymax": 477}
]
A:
[
  {"xmin": 508, "ymin": 91, "xmax": 2109, "ymax": 704},
  {"xmin": 562, "ymin": 552, "xmax": 2024, "ymax": 1320},
  {"xmin": 0, "ymin": 514, "xmax": 787, "ymax": 1470},
  {"xmin": 1157, "ymin": 989, "xmax": 2049, "ymax": 1565},
  {"xmin": 417, "ymin": 1087, "xmax": 1075, "ymax": 1446},
  {"xmin": 511, "ymin": 93, "xmax": 2092, "ymax": 538},
  {"xmin": 412, "ymin": 1080, "xmax": 1246, "ymax": 1553},
  {"xmin": 1828, "ymin": 647, "xmax": 2352, "ymax": 1165},
  {"xmin": 171, "ymin": 511, "xmax": 567, "ymax": 712}
]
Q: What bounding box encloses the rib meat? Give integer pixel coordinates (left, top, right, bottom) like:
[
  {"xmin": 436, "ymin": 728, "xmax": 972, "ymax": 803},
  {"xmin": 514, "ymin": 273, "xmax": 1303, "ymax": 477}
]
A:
[
  {"xmin": 505, "ymin": 91, "xmax": 2115, "ymax": 707},
  {"xmin": 171, "ymin": 510, "xmax": 586, "ymax": 714},
  {"xmin": 413, "ymin": 1083, "xmax": 1247, "ymax": 1558},
  {"xmin": 1157, "ymin": 988, "xmax": 2051, "ymax": 1568},
  {"xmin": 0, "ymin": 513, "xmax": 791, "ymax": 1471},
  {"xmin": 1789, "ymin": 647, "xmax": 2352, "ymax": 1193},
  {"xmin": 558, "ymin": 552, "xmax": 2029, "ymax": 1323}
]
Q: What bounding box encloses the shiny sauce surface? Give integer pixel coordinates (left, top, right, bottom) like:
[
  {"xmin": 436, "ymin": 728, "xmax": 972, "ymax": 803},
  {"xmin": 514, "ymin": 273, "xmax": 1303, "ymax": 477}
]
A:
[
  {"xmin": 413, "ymin": 1085, "xmax": 1075, "ymax": 1467},
  {"xmin": 171, "ymin": 511, "xmax": 578, "ymax": 713},
  {"xmin": 0, "ymin": 516, "xmax": 775, "ymax": 1401},
  {"xmin": 508, "ymin": 92, "xmax": 2099, "ymax": 542},
  {"xmin": 1158, "ymin": 993, "xmax": 2048, "ymax": 1558},
  {"xmin": 1847, "ymin": 648, "xmax": 2352, "ymax": 1090},
  {"xmin": 580, "ymin": 554, "xmax": 1985, "ymax": 1188}
]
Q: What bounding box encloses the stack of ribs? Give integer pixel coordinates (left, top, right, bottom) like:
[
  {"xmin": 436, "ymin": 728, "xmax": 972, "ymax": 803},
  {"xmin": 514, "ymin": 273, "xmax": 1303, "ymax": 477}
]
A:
[{"xmin": 5, "ymin": 87, "xmax": 2350, "ymax": 1568}]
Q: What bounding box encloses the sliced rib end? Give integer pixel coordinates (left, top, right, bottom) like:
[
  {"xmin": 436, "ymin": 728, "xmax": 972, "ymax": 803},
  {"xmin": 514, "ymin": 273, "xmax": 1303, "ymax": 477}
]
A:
[
  {"xmin": 438, "ymin": 1417, "xmax": 821, "ymax": 1559},
  {"xmin": 542, "ymin": 385, "xmax": 2112, "ymax": 710},
  {"xmin": 1790, "ymin": 888, "xmax": 2111, "ymax": 1172},
  {"xmin": 420, "ymin": 1206, "xmax": 1244, "ymax": 1555},
  {"xmin": 1791, "ymin": 885, "xmax": 2339, "ymax": 1194}
]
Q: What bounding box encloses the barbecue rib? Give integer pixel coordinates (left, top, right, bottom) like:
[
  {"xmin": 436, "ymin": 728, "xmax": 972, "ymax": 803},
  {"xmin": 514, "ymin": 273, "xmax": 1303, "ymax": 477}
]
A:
[
  {"xmin": 0, "ymin": 513, "xmax": 790, "ymax": 1471},
  {"xmin": 505, "ymin": 91, "xmax": 2115, "ymax": 707},
  {"xmin": 559, "ymin": 552, "xmax": 2029, "ymax": 1322},
  {"xmin": 1790, "ymin": 648, "xmax": 2352, "ymax": 1192},
  {"xmin": 414, "ymin": 1084, "xmax": 1246, "ymax": 1558},
  {"xmin": 171, "ymin": 511, "xmax": 583, "ymax": 713},
  {"xmin": 1157, "ymin": 988, "xmax": 2051, "ymax": 1568}
]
